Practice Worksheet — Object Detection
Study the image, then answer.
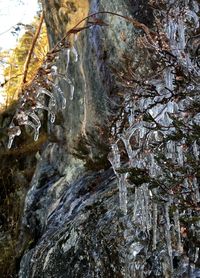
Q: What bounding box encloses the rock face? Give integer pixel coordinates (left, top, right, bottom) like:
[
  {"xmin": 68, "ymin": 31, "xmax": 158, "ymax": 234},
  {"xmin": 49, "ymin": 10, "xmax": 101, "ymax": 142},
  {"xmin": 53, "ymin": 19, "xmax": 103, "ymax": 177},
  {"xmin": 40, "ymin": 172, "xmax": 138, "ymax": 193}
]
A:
[{"xmin": 17, "ymin": 0, "xmax": 200, "ymax": 277}]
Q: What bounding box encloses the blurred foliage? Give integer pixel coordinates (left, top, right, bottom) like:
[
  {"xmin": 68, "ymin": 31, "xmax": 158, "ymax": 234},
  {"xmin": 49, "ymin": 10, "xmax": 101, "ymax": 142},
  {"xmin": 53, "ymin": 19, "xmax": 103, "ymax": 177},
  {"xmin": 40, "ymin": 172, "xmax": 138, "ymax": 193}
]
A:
[
  {"xmin": 0, "ymin": 15, "xmax": 48, "ymax": 277},
  {"xmin": 1, "ymin": 16, "xmax": 48, "ymax": 107}
]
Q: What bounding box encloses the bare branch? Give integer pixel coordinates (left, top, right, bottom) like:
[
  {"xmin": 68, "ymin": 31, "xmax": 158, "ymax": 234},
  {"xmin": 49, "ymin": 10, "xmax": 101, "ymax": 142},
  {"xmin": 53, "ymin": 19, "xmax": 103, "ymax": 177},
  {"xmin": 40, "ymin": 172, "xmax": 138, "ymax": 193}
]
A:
[{"xmin": 21, "ymin": 12, "xmax": 44, "ymax": 85}]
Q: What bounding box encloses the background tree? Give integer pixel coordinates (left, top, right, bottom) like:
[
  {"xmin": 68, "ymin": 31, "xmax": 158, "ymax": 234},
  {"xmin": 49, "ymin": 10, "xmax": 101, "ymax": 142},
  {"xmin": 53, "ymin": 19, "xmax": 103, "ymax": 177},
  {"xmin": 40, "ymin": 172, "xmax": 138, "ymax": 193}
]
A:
[{"xmin": 2, "ymin": 14, "xmax": 48, "ymax": 107}]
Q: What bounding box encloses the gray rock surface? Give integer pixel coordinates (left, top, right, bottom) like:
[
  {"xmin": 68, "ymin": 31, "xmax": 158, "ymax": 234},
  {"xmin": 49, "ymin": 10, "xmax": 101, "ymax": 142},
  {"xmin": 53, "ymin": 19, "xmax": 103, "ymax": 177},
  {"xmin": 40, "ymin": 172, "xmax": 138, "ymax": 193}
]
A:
[{"xmin": 17, "ymin": 0, "xmax": 200, "ymax": 277}]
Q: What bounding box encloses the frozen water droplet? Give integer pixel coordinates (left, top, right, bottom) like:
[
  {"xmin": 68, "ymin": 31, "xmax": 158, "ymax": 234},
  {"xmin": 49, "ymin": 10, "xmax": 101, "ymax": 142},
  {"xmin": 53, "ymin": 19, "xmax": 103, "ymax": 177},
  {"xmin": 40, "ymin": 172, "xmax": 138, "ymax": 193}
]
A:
[{"xmin": 8, "ymin": 136, "xmax": 14, "ymax": 149}]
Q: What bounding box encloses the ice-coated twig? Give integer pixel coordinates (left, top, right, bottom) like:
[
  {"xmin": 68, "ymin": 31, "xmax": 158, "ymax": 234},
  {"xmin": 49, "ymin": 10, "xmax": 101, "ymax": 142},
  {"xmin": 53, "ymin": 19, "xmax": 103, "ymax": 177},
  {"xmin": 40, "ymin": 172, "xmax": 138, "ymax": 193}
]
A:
[
  {"xmin": 21, "ymin": 120, "xmax": 39, "ymax": 133},
  {"xmin": 37, "ymin": 87, "xmax": 56, "ymax": 106},
  {"xmin": 34, "ymin": 101, "xmax": 56, "ymax": 124},
  {"xmin": 35, "ymin": 102, "xmax": 50, "ymax": 111},
  {"xmin": 15, "ymin": 110, "xmax": 29, "ymax": 125},
  {"xmin": 27, "ymin": 111, "xmax": 41, "ymax": 128}
]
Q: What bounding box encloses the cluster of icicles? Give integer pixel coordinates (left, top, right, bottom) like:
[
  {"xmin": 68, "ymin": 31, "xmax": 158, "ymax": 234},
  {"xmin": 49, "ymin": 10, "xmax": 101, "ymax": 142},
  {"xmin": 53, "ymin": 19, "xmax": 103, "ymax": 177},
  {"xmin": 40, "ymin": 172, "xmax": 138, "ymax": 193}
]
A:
[
  {"xmin": 109, "ymin": 0, "xmax": 200, "ymax": 277},
  {"xmin": 7, "ymin": 38, "xmax": 79, "ymax": 149}
]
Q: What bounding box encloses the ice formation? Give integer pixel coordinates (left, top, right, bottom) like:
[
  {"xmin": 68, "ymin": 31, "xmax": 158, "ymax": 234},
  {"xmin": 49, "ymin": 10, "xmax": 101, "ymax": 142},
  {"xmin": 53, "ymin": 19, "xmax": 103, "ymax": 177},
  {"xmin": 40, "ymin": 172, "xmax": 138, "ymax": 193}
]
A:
[
  {"xmin": 7, "ymin": 34, "xmax": 80, "ymax": 148},
  {"xmin": 109, "ymin": 1, "xmax": 200, "ymax": 276}
]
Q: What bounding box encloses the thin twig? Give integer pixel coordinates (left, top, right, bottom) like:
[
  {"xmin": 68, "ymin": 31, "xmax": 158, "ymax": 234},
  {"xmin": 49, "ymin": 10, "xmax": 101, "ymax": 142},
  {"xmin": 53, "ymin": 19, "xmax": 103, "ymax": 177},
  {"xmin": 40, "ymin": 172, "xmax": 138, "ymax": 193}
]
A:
[{"xmin": 21, "ymin": 12, "xmax": 44, "ymax": 85}]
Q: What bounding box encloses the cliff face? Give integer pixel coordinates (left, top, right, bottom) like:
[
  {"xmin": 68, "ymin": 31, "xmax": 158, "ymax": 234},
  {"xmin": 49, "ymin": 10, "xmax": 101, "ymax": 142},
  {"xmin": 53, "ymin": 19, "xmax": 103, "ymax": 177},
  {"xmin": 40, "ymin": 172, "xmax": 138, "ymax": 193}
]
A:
[{"xmin": 15, "ymin": 0, "xmax": 200, "ymax": 277}]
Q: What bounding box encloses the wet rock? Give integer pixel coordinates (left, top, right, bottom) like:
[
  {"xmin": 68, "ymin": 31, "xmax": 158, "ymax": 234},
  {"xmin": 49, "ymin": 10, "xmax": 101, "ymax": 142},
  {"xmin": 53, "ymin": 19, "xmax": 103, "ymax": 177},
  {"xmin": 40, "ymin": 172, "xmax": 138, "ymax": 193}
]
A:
[{"xmin": 16, "ymin": 0, "xmax": 200, "ymax": 277}]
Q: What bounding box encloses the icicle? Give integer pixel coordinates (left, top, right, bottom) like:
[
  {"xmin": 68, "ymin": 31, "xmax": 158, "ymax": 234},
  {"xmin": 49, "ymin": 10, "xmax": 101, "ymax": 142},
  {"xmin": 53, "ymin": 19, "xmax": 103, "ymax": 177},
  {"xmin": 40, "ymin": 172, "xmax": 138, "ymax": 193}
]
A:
[
  {"xmin": 49, "ymin": 97, "xmax": 56, "ymax": 107},
  {"xmin": 7, "ymin": 126, "xmax": 21, "ymax": 149},
  {"xmin": 23, "ymin": 120, "xmax": 39, "ymax": 131},
  {"xmin": 133, "ymin": 188, "xmax": 138, "ymax": 222},
  {"xmin": 65, "ymin": 48, "xmax": 70, "ymax": 70},
  {"xmin": 57, "ymin": 73, "xmax": 71, "ymax": 85},
  {"xmin": 193, "ymin": 141, "xmax": 199, "ymax": 160},
  {"xmin": 37, "ymin": 88, "xmax": 56, "ymax": 106},
  {"xmin": 35, "ymin": 102, "xmax": 49, "ymax": 111},
  {"xmin": 71, "ymin": 46, "xmax": 78, "ymax": 62},
  {"xmin": 8, "ymin": 135, "xmax": 15, "ymax": 149},
  {"xmin": 109, "ymin": 143, "xmax": 128, "ymax": 214},
  {"xmin": 166, "ymin": 16, "xmax": 177, "ymax": 47},
  {"xmin": 140, "ymin": 188, "xmax": 146, "ymax": 228},
  {"xmin": 143, "ymin": 187, "xmax": 151, "ymax": 231},
  {"xmin": 193, "ymin": 176, "xmax": 200, "ymax": 202},
  {"xmin": 164, "ymin": 67, "xmax": 174, "ymax": 91},
  {"xmin": 195, "ymin": 247, "xmax": 199, "ymax": 263},
  {"xmin": 130, "ymin": 242, "xmax": 144, "ymax": 258},
  {"xmin": 51, "ymin": 83, "xmax": 66, "ymax": 109},
  {"xmin": 56, "ymin": 74, "xmax": 74, "ymax": 103},
  {"xmin": 173, "ymin": 208, "xmax": 183, "ymax": 252},
  {"xmin": 139, "ymin": 123, "xmax": 146, "ymax": 140},
  {"xmin": 28, "ymin": 111, "xmax": 41, "ymax": 128},
  {"xmin": 16, "ymin": 110, "xmax": 29, "ymax": 125},
  {"xmin": 56, "ymin": 86, "xmax": 66, "ymax": 109},
  {"xmin": 61, "ymin": 96, "xmax": 66, "ymax": 109},
  {"xmin": 70, "ymin": 84, "xmax": 74, "ymax": 100},
  {"xmin": 51, "ymin": 65, "xmax": 58, "ymax": 75},
  {"xmin": 177, "ymin": 21, "xmax": 185, "ymax": 50},
  {"xmin": 18, "ymin": 120, "xmax": 40, "ymax": 141},
  {"xmin": 185, "ymin": 9, "xmax": 199, "ymax": 28},
  {"xmin": 34, "ymin": 129, "xmax": 39, "ymax": 141},
  {"xmin": 152, "ymin": 201, "xmax": 158, "ymax": 250},
  {"xmin": 74, "ymin": 33, "xmax": 78, "ymax": 42},
  {"xmin": 177, "ymin": 145, "xmax": 184, "ymax": 166},
  {"xmin": 118, "ymin": 175, "xmax": 128, "ymax": 215},
  {"xmin": 110, "ymin": 143, "xmax": 121, "ymax": 169},
  {"xmin": 149, "ymin": 154, "xmax": 158, "ymax": 177},
  {"xmin": 49, "ymin": 68, "xmax": 73, "ymax": 104},
  {"xmin": 121, "ymin": 137, "xmax": 134, "ymax": 165},
  {"xmin": 50, "ymin": 112, "xmax": 55, "ymax": 123},
  {"xmin": 164, "ymin": 202, "xmax": 173, "ymax": 274},
  {"xmin": 166, "ymin": 140, "xmax": 176, "ymax": 160}
]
